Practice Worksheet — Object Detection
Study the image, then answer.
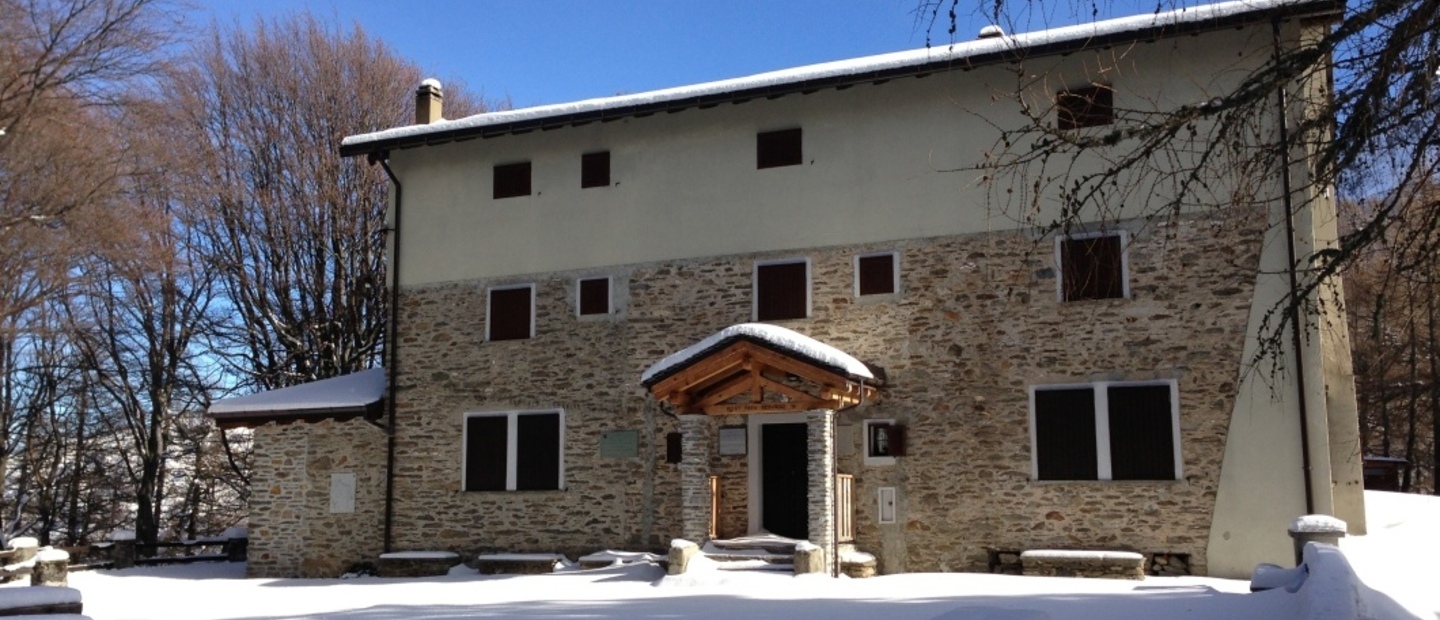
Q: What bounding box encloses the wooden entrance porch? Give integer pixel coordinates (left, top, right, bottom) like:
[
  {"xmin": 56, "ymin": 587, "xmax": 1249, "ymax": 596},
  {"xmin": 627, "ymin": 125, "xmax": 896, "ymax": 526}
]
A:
[{"xmin": 640, "ymin": 324, "xmax": 881, "ymax": 575}]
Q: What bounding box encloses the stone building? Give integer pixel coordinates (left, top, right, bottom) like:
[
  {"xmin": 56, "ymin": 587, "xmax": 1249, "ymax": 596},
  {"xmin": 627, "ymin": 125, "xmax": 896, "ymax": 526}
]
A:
[{"xmin": 212, "ymin": 0, "xmax": 1365, "ymax": 580}]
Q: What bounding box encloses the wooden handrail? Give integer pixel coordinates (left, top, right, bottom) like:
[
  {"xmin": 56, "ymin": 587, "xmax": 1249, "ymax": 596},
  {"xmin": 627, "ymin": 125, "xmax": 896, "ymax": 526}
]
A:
[{"xmin": 708, "ymin": 475, "xmax": 721, "ymax": 539}]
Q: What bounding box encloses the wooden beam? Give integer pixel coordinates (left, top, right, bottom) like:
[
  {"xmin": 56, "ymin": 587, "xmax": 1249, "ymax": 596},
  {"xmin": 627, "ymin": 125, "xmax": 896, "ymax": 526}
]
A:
[
  {"xmin": 744, "ymin": 345, "xmax": 850, "ymax": 389},
  {"xmin": 757, "ymin": 375, "xmax": 818, "ymax": 403},
  {"xmin": 703, "ymin": 400, "xmax": 822, "ymax": 415},
  {"xmin": 696, "ymin": 373, "xmax": 754, "ymax": 407},
  {"xmin": 648, "ymin": 343, "xmax": 748, "ymax": 397}
]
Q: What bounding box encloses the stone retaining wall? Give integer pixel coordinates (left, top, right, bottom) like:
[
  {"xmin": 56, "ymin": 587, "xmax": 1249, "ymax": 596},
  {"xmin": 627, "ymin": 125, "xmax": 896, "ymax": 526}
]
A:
[{"xmin": 1021, "ymin": 550, "xmax": 1146, "ymax": 579}]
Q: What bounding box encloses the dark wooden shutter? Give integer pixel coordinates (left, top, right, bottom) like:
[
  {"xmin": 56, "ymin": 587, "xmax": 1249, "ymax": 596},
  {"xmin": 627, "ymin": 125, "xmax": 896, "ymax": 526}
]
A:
[
  {"xmin": 1106, "ymin": 385, "xmax": 1176, "ymax": 480},
  {"xmin": 465, "ymin": 416, "xmax": 508, "ymax": 491},
  {"xmin": 581, "ymin": 151, "xmax": 610, "ymax": 188},
  {"xmin": 1033, "ymin": 388, "xmax": 1098, "ymax": 480},
  {"xmin": 1057, "ymin": 85, "xmax": 1114, "ymax": 130},
  {"xmin": 515, "ymin": 412, "xmax": 561, "ymax": 490},
  {"xmin": 756, "ymin": 262, "xmax": 807, "ymax": 321},
  {"xmin": 666, "ymin": 432, "xmax": 682, "ymax": 464},
  {"xmin": 1061, "ymin": 235, "xmax": 1124, "ymax": 301},
  {"xmin": 858, "ymin": 254, "xmax": 897, "ymax": 295},
  {"xmin": 489, "ymin": 287, "xmax": 532, "ymax": 341},
  {"xmin": 757, "ymin": 128, "xmax": 802, "ymax": 169},
  {"xmin": 578, "ymin": 278, "xmax": 610, "ymax": 315},
  {"xmin": 493, "ymin": 162, "xmax": 532, "ymax": 199}
]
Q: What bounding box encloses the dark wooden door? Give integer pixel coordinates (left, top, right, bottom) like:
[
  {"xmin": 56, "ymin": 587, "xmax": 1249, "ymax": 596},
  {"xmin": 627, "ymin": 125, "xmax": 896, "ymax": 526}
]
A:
[{"xmin": 762, "ymin": 422, "xmax": 809, "ymax": 539}]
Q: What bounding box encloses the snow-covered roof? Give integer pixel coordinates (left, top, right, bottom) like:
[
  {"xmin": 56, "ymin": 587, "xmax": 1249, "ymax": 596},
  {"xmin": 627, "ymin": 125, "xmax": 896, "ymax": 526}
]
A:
[
  {"xmin": 641, "ymin": 323, "xmax": 875, "ymax": 386},
  {"xmin": 340, "ymin": 0, "xmax": 1338, "ymax": 156},
  {"xmin": 207, "ymin": 368, "xmax": 386, "ymax": 427}
]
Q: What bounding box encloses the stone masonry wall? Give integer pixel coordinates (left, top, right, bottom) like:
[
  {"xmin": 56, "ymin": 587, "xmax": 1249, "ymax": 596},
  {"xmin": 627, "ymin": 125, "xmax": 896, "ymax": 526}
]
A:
[
  {"xmin": 247, "ymin": 419, "xmax": 386, "ymax": 578},
  {"xmin": 391, "ymin": 211, "xmax": 1264, "ymax": 573}
]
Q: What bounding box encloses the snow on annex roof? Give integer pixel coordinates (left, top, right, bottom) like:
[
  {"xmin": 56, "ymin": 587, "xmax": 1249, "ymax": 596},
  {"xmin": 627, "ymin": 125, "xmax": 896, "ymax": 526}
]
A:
[
  {"xmin": 340, "ymin": 0, "xmax": 1338, "ymax": 156},
  {"xmin": 207, "ymin": 368, "xmax": 386, "ymax": 428},
  {"xmin": 641, "ymin": 323, "xmax": 875, "ymax": 387}
]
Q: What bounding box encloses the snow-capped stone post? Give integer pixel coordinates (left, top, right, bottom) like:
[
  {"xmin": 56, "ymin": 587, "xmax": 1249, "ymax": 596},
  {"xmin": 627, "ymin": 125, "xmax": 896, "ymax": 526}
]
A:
[
  {"xmin": 807, "ymin": 409, "xmax": 837, "ymax": 576},
  {"xmin": 1288, "ymin": 515, "xmax": 1347, "ymax": 566},
  {"xmin": 30, "ymin": 548, "xmax": 69, "ymax": 587},
  {"xmin": 667, "ymin": 539, "xmax": 699, "ymax": 575},
  {"xmin": 678, "ymin": 414, "xmax": 712, "ymax": 543},
  {"xmin": 109, "ymin": 529, "xmax": 136, "ymax": 569},
  {"xmin": 8, "ymin": 536, "xmax": 39, "ymax": 565},
  {"xmin": 793, "ymin": 541, "xmax": 824, "ymax": 574},
  {"xmin": 415, "ymin": 79, "xmax": 443, "ymax": 125}
]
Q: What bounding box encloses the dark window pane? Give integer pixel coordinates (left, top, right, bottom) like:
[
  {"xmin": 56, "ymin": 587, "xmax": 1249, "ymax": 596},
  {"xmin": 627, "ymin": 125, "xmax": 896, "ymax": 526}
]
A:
[
  {"xmin": 1062, "ymin": 235, "xmax": 1124, "ymax": 301},
  {"xmin": 757, "ymin": 128, "xmax": 802, "ymax": 169},
  {"xmin": 494, "ymin": 162, "xmax": 532, "ymax": 199},
  {"xmin": 756, "ymin": 262, "xmax": 807, "ymax": 321},
  {"xmin": 489, "ymin": 287, "xmax": 532, "ymax": 341},
  {"xmin": 465, "ymin": 416, "xmax": 508, "ymax": 491},
  {"xmin": 515, "ymin": 412, "xmax": 561, "ymax": 490},
  {"xmin": 858, "ymin": 254, "xmax": 897, "ymax": 296},
  {"xmin": 581, "ymin": 151, "xmax": 610, "ymax": 188},
  {"xmin": 578, "ymin": 278, "xmax": 610, "ymax": 315},
  {"xmin": 1057, "ymin": 86, "xmax": 1114, "ymax": 130},
  {"xmin": 666, "ymin": 432, "xmax": 682, "ymax": 464},
  {"xmin": 1034, "ymin": 388, "xmax": 1098, "ymax": 480},
  {"xmin": 1107, "ymin": 385, "xmax": 1176, "ymax": 480}
]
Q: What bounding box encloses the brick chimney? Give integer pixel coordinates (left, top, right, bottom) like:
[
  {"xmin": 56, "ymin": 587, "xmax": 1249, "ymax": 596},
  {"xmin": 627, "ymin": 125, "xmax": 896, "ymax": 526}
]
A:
[{"xmin": 415, "ymin": 78, "xmax": 443, "ymax": 125}]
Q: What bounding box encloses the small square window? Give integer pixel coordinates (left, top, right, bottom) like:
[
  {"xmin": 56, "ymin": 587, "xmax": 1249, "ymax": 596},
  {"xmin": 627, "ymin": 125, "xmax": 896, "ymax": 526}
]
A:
[
  {"xmin": 1059, "ymin": 232, "xmax": 1127, "ymax": 301},
  {"xmin": 755, "ymin": 260, "xmax": 809, "ymax": 321},
  {"xmin": 757, "ymin": 128, "xmax": 802, "ymax": 169},
  {"xmin": 577, "ymin": 277, "xmax": 610, "ymax": 316},
  {"xmin": 581, "ymin": 151, "xmax": 610, "ymax": 188},
  {"xmin": 1056, "ymin": 85, "xmax": 1114, "ymax": 130},
  {"xmin": 493, "ymin": 162, "xmax": 532, "ymax": 199},
  {"xmin": 856, "ymin": 252, "xmax": 898, "ymax": 296},
  {"xmin": 488, "ymin": 285, "xmax": 533, "ymax": 341},
  {"xmin": 863, "ymin": 419, "xmax": 904, "ymax": 466}
]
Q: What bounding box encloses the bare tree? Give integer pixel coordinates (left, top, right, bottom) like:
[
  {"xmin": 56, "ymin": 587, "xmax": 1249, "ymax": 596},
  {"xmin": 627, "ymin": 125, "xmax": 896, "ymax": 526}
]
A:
[{"xmin": 180, "ymin": 12, "xmax": 489, "ymax": 391}]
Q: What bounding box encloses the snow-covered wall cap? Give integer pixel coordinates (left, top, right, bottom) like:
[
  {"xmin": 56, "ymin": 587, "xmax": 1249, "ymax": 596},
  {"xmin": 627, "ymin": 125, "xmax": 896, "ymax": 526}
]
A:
[
  {"xmin": 1020, "ymin": 549, "xmax": 1144, "ymax": 561},
  {"xmin": 670, "ymin": 539, "xmax": 698, "ymax": 550},
  {"xmin": 1290, "ymin": 514, "xmax": 1348, "ymax": 534},
  {"xmin": 35, "ymin": 548, "xmax": 70, "ymax": 562},
  {"xmin": 8, "ymin": 536, "xmax": 39, "ymax": 549},
  {"xmin": 342, "ymin": 0, "xmax": 1335, "ymax": 151},
  {"xmin": 420, "ymin": 78, "xmax": 442, "ymax": 90},
  {"xmin": 110, "ymin": 529, "xmax": 136, "ymax": 541},
  {"xmin": 641, "ymin": 323, "xmax": 874, "ymax": 384},
  {"xmin": 208, "ymin": 368, "xmax": 386, "ymax": 414}
]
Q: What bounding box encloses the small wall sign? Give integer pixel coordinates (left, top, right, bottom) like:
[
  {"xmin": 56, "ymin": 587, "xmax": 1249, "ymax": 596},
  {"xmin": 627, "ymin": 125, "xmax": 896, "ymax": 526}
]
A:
[
  {"xmin": 600, "ymin": 430, "xmax": 639, "ymax": 458},
  {"xmin": 718, "ymin": 426, "xmax": 747, "ymax": 456}
]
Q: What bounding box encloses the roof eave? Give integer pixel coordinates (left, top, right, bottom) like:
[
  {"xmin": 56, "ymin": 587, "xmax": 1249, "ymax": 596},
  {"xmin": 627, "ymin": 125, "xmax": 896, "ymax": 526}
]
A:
[{"xmin": 338, "ymin": 0, "xmax": 1341, "ymax": 159}]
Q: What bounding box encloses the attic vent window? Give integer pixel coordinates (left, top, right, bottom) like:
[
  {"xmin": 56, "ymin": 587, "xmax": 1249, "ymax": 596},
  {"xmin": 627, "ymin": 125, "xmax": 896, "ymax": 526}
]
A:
[
  {"xmin": 577, "ymin": 277, "xmax": 611, "ymax": 316},
  {"xmin": 493, "ymin": 162, "xmax": 532, "ymax": 199},
  {"xmin": 581, "ymin": 151, "xmax": 610, "ymax": 188},
  {"xmin": 1058, "ymin": 231, "xmax": 1128, "ymax": 301},
  {"xmin": 1056, "ymin": 85, "xmax": 1114, "ymax": 130},
  {"xmin": 757, "ymin": 128, "xmax": 802, "ymax": 169}
]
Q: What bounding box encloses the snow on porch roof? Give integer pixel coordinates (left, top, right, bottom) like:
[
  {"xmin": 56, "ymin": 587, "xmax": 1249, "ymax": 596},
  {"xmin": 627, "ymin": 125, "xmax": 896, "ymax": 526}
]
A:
[
  {"xmin": 207, "ymin": 368, "xmax": 386, "ymax": 428},
  {"xmin": 641, "ymin": 323, "xmax": 877, "ymax": 387},
  {"xmin": 339, "ymin": 0, "xmax": 1339, "ymax": 157}
]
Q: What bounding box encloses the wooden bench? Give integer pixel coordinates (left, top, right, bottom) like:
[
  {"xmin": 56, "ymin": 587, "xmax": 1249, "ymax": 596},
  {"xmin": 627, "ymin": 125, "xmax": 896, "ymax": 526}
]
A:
[{"xmin": 1020, "ymin": 549, "xmax": 1146, "ymax": 580}]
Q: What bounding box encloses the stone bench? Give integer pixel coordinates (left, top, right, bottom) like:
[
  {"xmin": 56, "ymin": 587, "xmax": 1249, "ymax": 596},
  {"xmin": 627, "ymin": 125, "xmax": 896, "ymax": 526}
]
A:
[
  {"xmin": 0, "ymin": 584, "xmax": 84, "ymax": 617},
  {"xmin": 1020, "ymin": 549, "xmax": 1145, "ymax": 580},
  {"xmin": 577, "ymin": 550, "xmax": 661, "ymax": 570},
  {"xmin": 376, "ymin": 551, "xmax": 459, "ymax": 577},
  {"xmin": 473, "ymin": 553, "xmax": 567, "ymax": 575}
]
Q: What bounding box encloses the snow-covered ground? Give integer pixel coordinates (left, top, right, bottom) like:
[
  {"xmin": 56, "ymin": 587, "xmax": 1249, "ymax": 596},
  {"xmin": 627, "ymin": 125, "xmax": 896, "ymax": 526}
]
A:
[{"xmin": 4, "ymin": 491, "xmax": 1433, "ymax": 620}]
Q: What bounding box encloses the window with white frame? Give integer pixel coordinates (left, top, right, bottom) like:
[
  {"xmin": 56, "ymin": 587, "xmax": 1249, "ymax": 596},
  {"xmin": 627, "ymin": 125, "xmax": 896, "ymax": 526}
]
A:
[
  {"xmin": 1029, "ymin": 381, "xmax": 1180, "ymax": 481},
  {"xmin": 863, "ymin": 418, "xmax": 903, "ymax": 466},
  {"xmin": 855, "ymin": 251, "xmax": 899, "ymax": 297},
  {"xmin": 1056, "ymin": 231, "xmax": 1128, "ymax": 301},
  {"xmin": 463, "ymin": 410, "xmax": 564, "ymax": 491},
  {"xmin": 754, "ymin": 259, "xmax": 810, "ymax": 321},
  {"xmin": 488, "ymin": 284, "xmax": 535, "ymax": 341}
]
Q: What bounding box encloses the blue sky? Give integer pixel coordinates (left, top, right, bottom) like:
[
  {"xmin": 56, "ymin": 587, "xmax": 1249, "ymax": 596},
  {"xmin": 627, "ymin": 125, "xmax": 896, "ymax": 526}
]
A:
[{"xmin": 188, "ymin": 1, "xmax": 1154, "ymax": 111}]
